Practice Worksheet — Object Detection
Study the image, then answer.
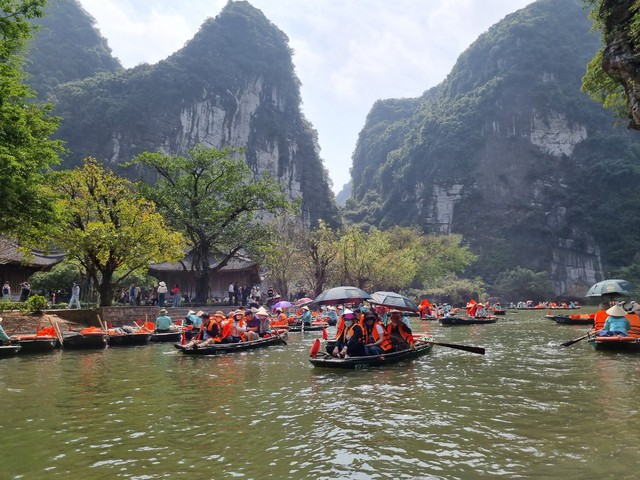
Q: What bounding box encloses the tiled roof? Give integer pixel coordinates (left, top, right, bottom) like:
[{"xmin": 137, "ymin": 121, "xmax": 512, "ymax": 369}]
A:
[
  {"xmin": 0, "ymin": 236, "xmax": 66, "ymax": 266},
  {"xmin": 148, "ymin": 250, "xmax": 256, "ymax": 272}
]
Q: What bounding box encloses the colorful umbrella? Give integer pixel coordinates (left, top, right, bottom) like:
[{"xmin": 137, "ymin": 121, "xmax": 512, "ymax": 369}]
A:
[
  {"xmin": 311, "ymin": 286, "xmax": 371, "ymax": 306},
  {"xmin": 294, "ymin": 297, "xmax": 314, "ymax": 307},
  {"xmin": 272, "ymin": 301, "xmax": 293, "ymax": 311},
  {"xmin": 369, "ymin": 291, "xmax": 418, "ymax": 313}
]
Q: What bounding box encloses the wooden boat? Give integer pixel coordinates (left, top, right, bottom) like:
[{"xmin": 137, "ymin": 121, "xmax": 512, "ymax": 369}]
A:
[
  {"xmin": 175, "ymin": 333, "xmax": 287, "ymax": 355},
  {"xmin": 492, "ymin": 309, "xmax": 506, "ymax": 315},
  {"xmin": 546, "ymin": 314, "xmax": 594, "ymax": 325},
  {"xmin": 149, "ymin": 330, "xmax": 183, "ymax": 343},
  {"xmin": 287, "ymin": 322, "xmax": 328, "ymax": 332},
  {"xmin": 10, "ymin": 335, "xmax": 58, "ymax": 353},
  {"xmin": 439, "ymin": 315, "xmax": 498, "ymax": 326},
  {"xmin": 588, "ymin": 334, "xmax": 640, "ymax": 352},
  {"xmin": 63, "ymin": 329, "xmax": 108, "ymax": 349},
  {"xmin": 0, "ymin": 344, "xmax": 22, "ymax": 357},
  {"xmin": 309, "ymin": 338, "xmax": 434, "ymax": 369},
  {"xmin": 107, "ymin": 328, "xmax": 151, "ymax": 347}
]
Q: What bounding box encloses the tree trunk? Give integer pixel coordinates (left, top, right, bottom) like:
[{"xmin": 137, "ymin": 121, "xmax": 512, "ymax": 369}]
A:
[
  {"xmin": 98, "ymin": 269, "xmax": 114, "ymax": 307},
  {"xmin": 194, "ymin": 246, "xmax": 211, "ymax": 303}
]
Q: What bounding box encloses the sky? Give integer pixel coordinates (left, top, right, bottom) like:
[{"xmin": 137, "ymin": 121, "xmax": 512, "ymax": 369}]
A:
[{"xmin": 78, "ymin": 0, "xmax": 534, "ymax": 194}]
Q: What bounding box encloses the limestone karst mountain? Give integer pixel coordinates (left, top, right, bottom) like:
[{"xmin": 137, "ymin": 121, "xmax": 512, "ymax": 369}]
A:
[
  {"xmin": 345, "ymin": 0, "xmax": 640, "ymax": 296},
  {"xmin": 26, "ymin": 0, "xmax": 339, "ymax": 228}
]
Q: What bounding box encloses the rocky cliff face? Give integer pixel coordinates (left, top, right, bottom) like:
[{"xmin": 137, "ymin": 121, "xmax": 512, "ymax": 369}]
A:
[
  {"xmin": 29, "ymin": 1, "xmax": 339, "ymax": 228},
  {"xmin": 347, "ymin": 0, "xmax": 640, "ymax": 297},
  {"xmin": 599, "ymin": 0, "xmax": 640, "ymax": 130}
]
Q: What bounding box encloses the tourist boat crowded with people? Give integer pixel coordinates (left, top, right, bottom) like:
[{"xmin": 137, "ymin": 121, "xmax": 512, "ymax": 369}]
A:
[{"xmin": 175, "ymin": 332, "xmax": 288, "ymax": 355}]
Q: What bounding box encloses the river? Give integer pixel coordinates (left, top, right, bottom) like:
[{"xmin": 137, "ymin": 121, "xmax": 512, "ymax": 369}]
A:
[{"xmin": 1, "ymin": 309, "xmax": 639, "ymax": 479}]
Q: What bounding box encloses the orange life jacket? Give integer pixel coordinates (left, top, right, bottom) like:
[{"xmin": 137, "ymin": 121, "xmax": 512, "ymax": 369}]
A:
[
  {"xmin": 334, "ymin": 317, "xmax": 346, "ymax": 340},
  {"xmin": 363, "ymin": 320, "xmax": 393, "ymax": 351},
  {"xmin": 386, "ymin": 321, "xmax": 414, "ymax": 347}
]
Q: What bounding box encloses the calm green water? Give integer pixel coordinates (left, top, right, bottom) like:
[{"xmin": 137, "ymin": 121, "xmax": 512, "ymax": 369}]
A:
[{"xmin": 2, "ymin": 310, "xmax": 640, "ymax": 479}]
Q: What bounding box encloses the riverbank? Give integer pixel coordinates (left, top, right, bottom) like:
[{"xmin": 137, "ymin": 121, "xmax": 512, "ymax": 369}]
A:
[{"xmin": 0, "ymin": 311, "xmax": 79, "ymax": 334}]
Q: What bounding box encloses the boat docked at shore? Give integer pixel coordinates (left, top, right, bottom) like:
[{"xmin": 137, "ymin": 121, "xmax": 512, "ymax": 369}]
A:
[
  {"xmin": 175, "ymin": 332, "xmax": 288, "ymax": 355},
  {"xmin": 107, "ymin": 328, "xmax": 152, "ymax": 346},
  {"xmin": 0, "ymin": 344, "xmax": 22, "ymax": 357},
  {"xmin": 10, "ymin": 335, "xmax": 58, "ymax": 353},
  {"xmin": 62, "ymin": 328, "xmax": 108, "ymax": 349}
]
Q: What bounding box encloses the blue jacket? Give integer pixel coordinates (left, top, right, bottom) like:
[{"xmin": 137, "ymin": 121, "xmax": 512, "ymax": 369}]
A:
[{"xmin": 603, "ymin": 315, "xmax": 631, "ymax": 333}]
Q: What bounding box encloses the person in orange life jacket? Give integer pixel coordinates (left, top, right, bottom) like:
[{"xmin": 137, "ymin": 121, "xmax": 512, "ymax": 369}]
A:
[
  {"xmin": 222, "ymin": 309, "xmax": 247, "ymax": 343},
  {"xmin": 244, "ymin": 309, "xmax": 260, "ymax": 341},
  {"xmin": 362, "ymin": 311, "xmax": 393, "ymax": 355},
  {"xmin": 185, "ymin": 312, "xmax": 218, "ymax": 348},
  {"xmin": 274, "ymin": 307, "xmax": 288, "ymax": 324},
  {"xmin": 332, "ymin": 308, "xmax": 356, "ymax": 357},
  {"xmin": 386, "ymin": 309, "xmax": 415, "ymax": 350},
  {"xmin": 597, "ymin": 304, "xmax": 631, "ymax": 337}
]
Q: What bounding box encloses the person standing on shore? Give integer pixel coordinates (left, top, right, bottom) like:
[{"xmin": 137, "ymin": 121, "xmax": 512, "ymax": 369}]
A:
[
  {"xmin": 67, "ymin": 282, "xmax": 81, "ymax": 309},
  {"xmin": 2, "ymin": 282, "xmax": 10, "ymax": 302},
  {"xmin": 19, "ymin": 282, "xmax": 31, "ymax": 302},
  {"xmin": 157, "ymin": 281, "xmax": 168, "ymax": 307}
]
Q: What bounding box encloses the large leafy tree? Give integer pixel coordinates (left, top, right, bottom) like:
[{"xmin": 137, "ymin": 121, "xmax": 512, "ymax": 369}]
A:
[
  {"xmin": 46, "ymin": 159, "xmax": 186, "ymax": 306},
  {"xmin": 129, "ymin": 145, "xmax": 294, "ymax": 302},
  {"xmin": 0, "ymin": 0, "xmax": 64, "ymax": 240}
]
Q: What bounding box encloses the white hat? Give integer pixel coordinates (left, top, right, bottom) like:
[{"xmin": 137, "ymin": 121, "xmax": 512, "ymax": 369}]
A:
[
  {"xmin": 606, "ymin": 305, "xmax": 627, "ymax": 317},
  {"xmin": 187, "ymin": 310, "xmax": 196, "ymax": 316},
  {"xmin": 159, "ymin": 281, "xmax": 166, "ymax": 287},
  {"xmin": 196, "ymin": 310, "xmax": 205, "ymax": 317},
  {"xmin": 256, "ymin": 307, "xmax": 269, "ymax": 316},
  {"xmin": 343, "ymin": 308, "xmax": 354, "ymax": 319},
  {"xmin": 302, "ymin": 306, "xmax": 309, "ymax": 310}
]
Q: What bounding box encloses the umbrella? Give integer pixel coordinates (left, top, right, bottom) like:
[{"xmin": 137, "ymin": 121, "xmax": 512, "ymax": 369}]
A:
[
  {"xmin": 585, "ymin": 279, "xmax": 636, "ymax": 298},
  {"xmin": 293, "ymin": 297, "xmax": 314, "ymax": 307},
  {"xmin": 311, "ymin": 286, "xmax": 371, "ymax": 306},
  {"xmin": 272, "ymin": 301, "xmax": 293, "ymax": 311},
  {"xmin": 369, "ymin": 291, "xmax": 418, "ymax": 313}
]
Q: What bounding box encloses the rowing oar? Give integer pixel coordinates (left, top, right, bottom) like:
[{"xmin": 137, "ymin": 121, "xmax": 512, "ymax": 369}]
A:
[
  {"xmin": 415, "ymin": 334, "xmax": 484, "ymax": 355},
  {"xmin": 560, "ymin": 332, "xmax": 591, "ymax": 347},
  {"xmin": 269, "ymin": 322, "xmax": 287, "ymax": 345}
]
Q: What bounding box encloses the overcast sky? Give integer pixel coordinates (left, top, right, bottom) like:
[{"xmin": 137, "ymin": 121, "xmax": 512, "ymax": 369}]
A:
[{"xmin": 78, "ymin": 0, "xmax": 534, "ymax": 194}]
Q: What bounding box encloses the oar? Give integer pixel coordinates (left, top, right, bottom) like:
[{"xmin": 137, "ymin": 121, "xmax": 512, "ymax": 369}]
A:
[
  {"xmin": 415, "ymin": 334, "xmax": 484, "ymax": 355},
  {"xmin": 560, "ymin": 332, "xmax": 591, "ymax": 347},
  {"xmin": 269, "ymin": 321, "xmax": 287, "ymax": 345},
  {"xmin": 48, "ymin": 316, "xmax": 64, "ymax": 347}
]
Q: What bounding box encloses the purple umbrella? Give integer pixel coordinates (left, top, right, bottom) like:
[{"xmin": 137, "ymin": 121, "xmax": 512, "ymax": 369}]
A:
[{"xmin": 272, "ymin": 301, "xmax": 293, "ymax": 312}]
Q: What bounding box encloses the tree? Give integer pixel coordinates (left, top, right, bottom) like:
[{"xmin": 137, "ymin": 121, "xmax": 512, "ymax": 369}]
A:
[
  {"xmin": 493, "ymin": 267, "xmax": 553, "ymax": 302},
  {"xmin": 0, "ymin": 0, "xmax": 64, "ymax": 240},
  {"xmin": 299, "ymin": 221, "xmax": 340, "ymax": 296},
  {"xmin": 45, "ymin": 158, "xmax": 186, "ymax": 306},
  {"xmin": 416, "ymin": 234, "xmax": 478, "ymax": 290},
  {"xmin": 129, "ymin": 145, "xmax": 294, "ymax": 302},
  {"xmin": 581, "ymin": 0, "xmax": 640, "ymax": 127}
]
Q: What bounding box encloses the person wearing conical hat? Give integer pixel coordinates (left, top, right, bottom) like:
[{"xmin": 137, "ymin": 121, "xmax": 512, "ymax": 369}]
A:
[
  {"xmin": 597, "ymin": 304, "xmax": 631, "ymax": 337},
  {"xmin": 155, "ymin": 308, "xmax": 173, "ymax": 333}
]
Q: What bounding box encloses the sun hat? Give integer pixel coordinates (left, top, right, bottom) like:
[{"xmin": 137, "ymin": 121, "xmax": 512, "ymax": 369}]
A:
[
  {"xmin": 256, "ymin": 307, "xmax": 269, "ymax": 316},
  {"xmin": 233, "ymin": 309, "xmax": 244, "ymax": 316},
  {"xmin": 606, "ymin": 305, "xmax": 627, "ymax": 317},
  {"xmin": 275, "ymin": 307, "xmax": 282, "ymax": 313},
  {"xmin": 196, "ymin": 310, "xmax": 205, "ymax": 317},
  {"xmin": 302, "ymin": 306, "xmax": 309, "ymax": 311},
  {"xmin": 389, "ymin": 309, "xmax": 403, "ymax": 314},
  {"xmin": 159, "ymin": 308, "xmax": 168, "ymax": 315},
  {"xmin": 343, "ymin": 308, "xmax": 354, "ymax": 319},
  {"xmin": 187, "ymin": 310, "xmax": 196, "ymax": 316}
]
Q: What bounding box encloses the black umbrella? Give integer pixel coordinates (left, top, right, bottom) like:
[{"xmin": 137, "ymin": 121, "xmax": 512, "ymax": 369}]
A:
[
  {"xmin": 585, "ymin": 279, "xmax": 636, "ymax": 298},
  {"xmin": 311, "ymin": 286, "xmax": 371, "ymax": 306},
  {"xmin": 369, "ymin": 291, "xmax": 418, "ymax": 313}
]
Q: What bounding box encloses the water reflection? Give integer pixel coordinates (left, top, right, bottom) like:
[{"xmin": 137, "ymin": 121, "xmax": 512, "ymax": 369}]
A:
[{"xmin": 2, "ymin": 313, "xmax": 640, "ymax": 477}]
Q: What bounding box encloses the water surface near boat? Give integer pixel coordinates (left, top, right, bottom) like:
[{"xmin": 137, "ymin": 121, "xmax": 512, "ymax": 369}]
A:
[{"xmin": 1, "ymin": 308, "xmax": 638, "ymax": 478}]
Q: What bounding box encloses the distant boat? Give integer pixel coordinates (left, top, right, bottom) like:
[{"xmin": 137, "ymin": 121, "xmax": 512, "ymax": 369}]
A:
[
  {"xmin": 439, "ymin": 316, "xmax": 498, "ymax": 326},
  {"xmin": 546, "ymin": 314, "xmax": 593, "ymax": 325}
]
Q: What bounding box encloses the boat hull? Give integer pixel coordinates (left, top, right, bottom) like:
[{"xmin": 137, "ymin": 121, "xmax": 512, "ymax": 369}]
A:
[
  {"xmin": 107, "ymin": 332, "xmax": 151, "ymax": 346},
  {"xmin": 546, "ymin": 315, "xmax": 593, "ymax": 325},
  {"xmin": 309, "ymin": 340, "xmax": 433, "ymax": 369},
  {"xmin": 176, "ymin": 334, "xmax": 287, "ymax": 355},
  {"xmin": 0, "ymin": 345, "xmax": 22, "ymax": 357},
  {"xmin": 589, "ymin": 336, "xmax": 640, "ymax": 352},
  {"xmin": 149, "ymin": 331, "xmax": 183, "ymax": 343},
  {"xmin": 63, "ymin": 332, "xmax": 108, "ymax": 349},
  {"xmin": 10, "ymin": 337, "xmax": 57, "ymax": 353},
  {"xmin": 439, "ymin": 316, "xmax": 498, "ymax": 326}
]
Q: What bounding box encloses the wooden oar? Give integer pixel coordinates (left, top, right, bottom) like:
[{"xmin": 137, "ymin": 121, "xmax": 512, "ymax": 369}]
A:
[
  {"xmin": 560, "ymin": 332, "xmax": 591, "ymax": 347},
  {"xmin": 269, "ymin": 322, "xmax": 287, "ymax": 345},
  {"xmin": 48, "ymin": 316, "xmax": 64, "ymax": 347},
  {"xmin": 414, "ymin": 334, "xmax": 485, "ymax": 355}
]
